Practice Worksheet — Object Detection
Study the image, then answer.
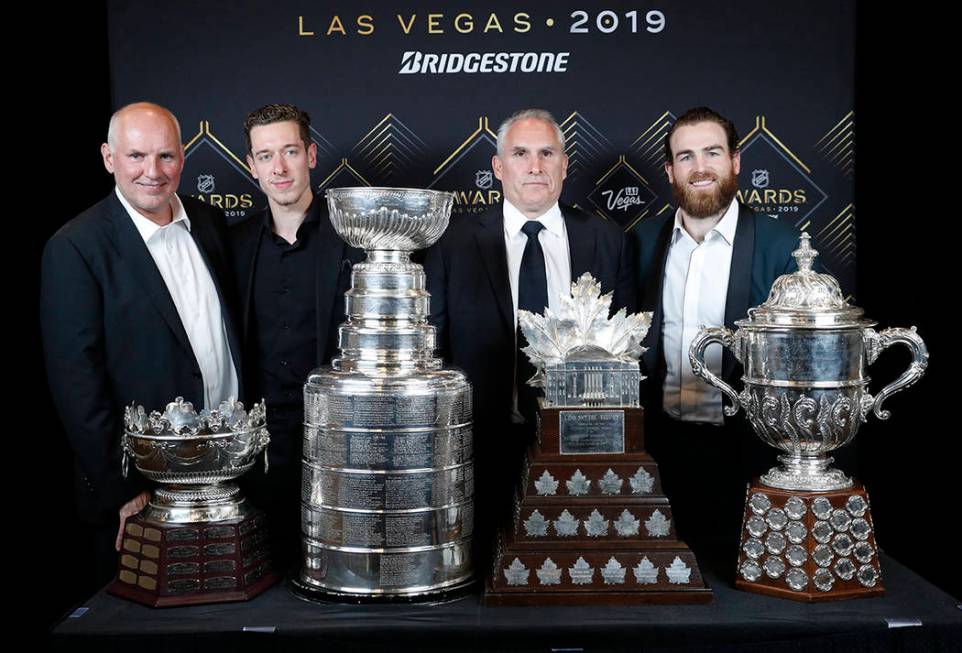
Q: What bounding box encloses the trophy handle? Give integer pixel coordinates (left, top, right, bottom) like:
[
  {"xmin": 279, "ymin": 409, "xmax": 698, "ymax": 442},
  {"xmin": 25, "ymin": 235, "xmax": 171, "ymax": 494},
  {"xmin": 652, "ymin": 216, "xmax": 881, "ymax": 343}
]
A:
[
  {"xmin": 688, "ymin": 327, "xmax": 742, "ymax": 417},
  {"xmin": 863, "ymin": 326, "xmax": 929, "ymax": 420}
]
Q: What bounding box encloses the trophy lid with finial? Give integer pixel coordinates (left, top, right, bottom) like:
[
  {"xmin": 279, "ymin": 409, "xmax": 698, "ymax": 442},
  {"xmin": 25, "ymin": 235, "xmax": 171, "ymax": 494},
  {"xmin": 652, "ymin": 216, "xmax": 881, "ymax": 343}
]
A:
[{"xmin": 741, "ymin": 233, "xmax": 873, "ymax": 328}]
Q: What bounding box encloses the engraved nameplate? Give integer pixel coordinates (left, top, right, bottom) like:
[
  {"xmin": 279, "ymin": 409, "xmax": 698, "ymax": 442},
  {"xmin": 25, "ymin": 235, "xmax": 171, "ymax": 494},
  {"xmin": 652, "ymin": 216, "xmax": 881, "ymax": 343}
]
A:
[{"xmin": 559, "ymin": 410, "xmax": 625, "ymax": 454}]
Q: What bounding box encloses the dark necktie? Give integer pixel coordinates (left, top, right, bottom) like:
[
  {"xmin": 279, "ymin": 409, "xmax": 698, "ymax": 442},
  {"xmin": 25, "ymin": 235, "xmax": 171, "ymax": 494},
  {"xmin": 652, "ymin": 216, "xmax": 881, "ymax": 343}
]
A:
[{"xmin": 516, "ymin": 220, "xmax": 548, "ymax": 424}]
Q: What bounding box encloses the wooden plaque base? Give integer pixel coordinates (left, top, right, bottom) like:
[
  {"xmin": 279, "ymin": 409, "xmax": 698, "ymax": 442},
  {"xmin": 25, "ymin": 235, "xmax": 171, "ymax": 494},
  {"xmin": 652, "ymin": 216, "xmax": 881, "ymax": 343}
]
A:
[
  {"xmin": 107, "ymin": 509, "xmax": 278, "ymax": 607},
  {"xmin": 484, "ymin": 405, "xmax": 712, "ymax": 605},
  {"xmin": 734, "ymin": 480, "xmax": 884, "ymax": 602}
]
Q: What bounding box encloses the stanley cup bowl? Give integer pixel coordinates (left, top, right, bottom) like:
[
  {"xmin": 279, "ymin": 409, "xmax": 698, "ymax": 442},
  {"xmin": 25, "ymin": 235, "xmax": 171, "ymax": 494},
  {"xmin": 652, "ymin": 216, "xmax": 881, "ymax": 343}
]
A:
[
  {"xmin": 326, "ymin": 187, "xmax": 453, "ymax": 252},
  {"xmin": 122, "ymin": 397, "xmax": 270, "ymax": 522},
  {"xmin": 688, "ymin": 234, "xmax": 928, "ymax": 492}
]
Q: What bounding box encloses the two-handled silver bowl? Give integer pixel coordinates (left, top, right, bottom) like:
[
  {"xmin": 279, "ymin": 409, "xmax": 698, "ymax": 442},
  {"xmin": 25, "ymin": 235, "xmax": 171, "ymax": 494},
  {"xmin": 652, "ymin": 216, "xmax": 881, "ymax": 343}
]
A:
[
  {"xmin": 122, "ymin": 397, "xmax": 270, "ymax": 522},
  {"xmin": 689, "ymin": 234, "xmax": 928, "ymax": 491}
]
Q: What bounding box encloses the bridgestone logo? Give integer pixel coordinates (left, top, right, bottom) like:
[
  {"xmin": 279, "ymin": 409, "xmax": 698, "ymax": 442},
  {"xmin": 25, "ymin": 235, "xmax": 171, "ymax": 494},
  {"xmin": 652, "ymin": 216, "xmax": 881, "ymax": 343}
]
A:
[{"xmin": 399, "ymin": 51, "xmax": 570, "ymax": 74}]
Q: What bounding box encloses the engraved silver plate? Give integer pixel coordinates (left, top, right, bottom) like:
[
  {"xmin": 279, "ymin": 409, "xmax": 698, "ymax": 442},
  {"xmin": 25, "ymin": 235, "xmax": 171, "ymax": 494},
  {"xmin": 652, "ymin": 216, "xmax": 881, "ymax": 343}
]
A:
[
  {"xmin": 814, "ymin": 567, "xmax": 834, "ymax": 592},
  {"xmin": 559, "ymin": 411, "xmax": 625, "ymax": 454},
  {"xmin": 786, "ymin": 521, "xmax": 808, "ymax": 544},
  {"xmin": 813, "ymin": 544, "xmax": 834, "ymax": 567},
  {"xmin": 750, "ymin": 493, "xmax": 772, "ymax": 514},
  {"xmin": 812, "ymin": 520, "xmax": 833, "ymax": 543},
  {"xmin": 786, "ymin": 545, "xmax": 808, "ymax": 567},
  {"xmin": 740, "ymin": 559, "xmax": 762, "ymax": 582},
  {"xmin": 599, "ymin": 469, "xmax": 624, "ymax": 495},
  {"xmin": 743, "ymin": 538, "xmax": 765, "ymax": 560},
  {"xmin": 536, "ymin": 558, "xmax": 562, "ymax": 585},
  {"xmin": 785, "ymin": 567, "xmax": 809, "ymax": 591},
  {"xmin": 634, "ymin": 557, "xmax": 659, "ymax": 584},
  {"xmin": 830, "ymin": 509, "xmax": 852, "ymax": 532},
  {"xmin": 765, "ymin": 531, "xmax": 787, "ymax": 555},
  {"xmin": 630, "ymin": 467, "xmax": 655, "ymax": 494},
  {"xmin": 523, "ymin": 510, "xmax": 549, "ymax": 537},
  {"xmin": 766, "ymin": 508, "xmax": 788, "ymax": 531},
  {"xmin": 854, "ymin": 541, "xmax": 875, "ymax": 563},
  {"xmin": 584, "ymin": 510, "xmax": 609, "ymax": 537},
  {"xmin": 553, "ymin": 510, "xmax": 579, "ymax": 537},
  {"xmin": 569, "ymin": 557, "xmax": 595, "ymax": 585},
  {"xmin": 601, "ymin": 557, "xmax": 627, "ymax": 585},
  {"xmin": 834, "ymin": 557, "xmax": 856, "ymax": 580},
  {"xmin": 784, "ymin": 496, "xmax": 807, "ymax": 520},
  {"xmin": 846, "ymin": 494, "xmax": 868, "ymax": 517},
  {"xmin": 645, "ymin": 509, "xmax": 670, "ymax": 537},
  {"xmin": 566, "ymin": 470, "xmax": 591, "ymax": 496},
  {"xmin": 763, "ymin": 555, "xmax": 786, "ymax": 579},
  {"xmin": 857, "ymin": 564, "xmax": 880, "ymax": 587},
  {"xmin": 812, "ymin": 497, "xmax": 833, "ymax": 520},
  {"xmin": 504, "ymin": 558, "xmax": 529, "ymax": 586},
  {"xmin": 614, "ymin": 509, "xmax": 640, "ymax": 536},
  {"xmin": 746, "ymin": 515, "xmax": 768, "ymax": 538},
  {"xmin": 850, "ymin": 517, "xmax": 871, "ymax": 541},
  {"xmin": 666, "ymin": 557, "xmax": 691, "ymax": 584},
  {"xmin": 534, "ymin": 470, "xmax": 559, "ymax": 496}
]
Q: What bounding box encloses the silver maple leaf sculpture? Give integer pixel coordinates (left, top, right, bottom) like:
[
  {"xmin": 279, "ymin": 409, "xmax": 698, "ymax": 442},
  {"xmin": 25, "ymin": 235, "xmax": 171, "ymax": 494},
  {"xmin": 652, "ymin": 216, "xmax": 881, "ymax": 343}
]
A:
[{"xmin": 518, "ymin": 272, "xmax": 653, "ymax": 388}]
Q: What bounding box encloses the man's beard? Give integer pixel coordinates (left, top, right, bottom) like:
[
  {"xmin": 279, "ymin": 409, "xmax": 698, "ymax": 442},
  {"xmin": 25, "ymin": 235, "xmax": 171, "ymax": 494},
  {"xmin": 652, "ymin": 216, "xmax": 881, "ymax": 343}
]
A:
[{"xmin": 672, "ymin": 170, "xmax": 739, "ymax": 219}]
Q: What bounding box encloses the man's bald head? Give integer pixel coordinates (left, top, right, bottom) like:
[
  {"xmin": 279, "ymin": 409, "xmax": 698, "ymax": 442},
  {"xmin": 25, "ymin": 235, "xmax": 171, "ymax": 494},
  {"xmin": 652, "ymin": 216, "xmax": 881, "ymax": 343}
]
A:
[{"xmin": 106, "ymin": 102, "xmax": 182, "ymax": 152}]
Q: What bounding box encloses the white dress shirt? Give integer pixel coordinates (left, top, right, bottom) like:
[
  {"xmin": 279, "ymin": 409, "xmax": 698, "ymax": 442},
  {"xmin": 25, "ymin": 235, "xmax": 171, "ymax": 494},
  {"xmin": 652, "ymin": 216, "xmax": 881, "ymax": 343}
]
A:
[
  {"xmin": 503, "ymin": 200, "xmax": 571, "ymax": 422},
  {"xmin": 661, "ymin": 200, "xmax": 739, "ymax": 424},
  {"xmin": 117, "ymin": 187, "xmax": 239, "ymax": 410}
]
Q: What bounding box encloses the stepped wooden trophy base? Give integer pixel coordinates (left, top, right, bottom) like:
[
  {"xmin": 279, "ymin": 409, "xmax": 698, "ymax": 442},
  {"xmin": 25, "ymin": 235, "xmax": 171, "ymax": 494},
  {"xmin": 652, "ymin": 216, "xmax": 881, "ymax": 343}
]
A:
[
  {"xmin": 107, "ymin": 509, "xmax": 277, "ymax": 607},
  {"xmin": 735, "ymin": 480, "xmax": 884, "ymax": 602},
  {"xmin": 485, "ymin": 405, "xmax": 712, "ymax": 605}
]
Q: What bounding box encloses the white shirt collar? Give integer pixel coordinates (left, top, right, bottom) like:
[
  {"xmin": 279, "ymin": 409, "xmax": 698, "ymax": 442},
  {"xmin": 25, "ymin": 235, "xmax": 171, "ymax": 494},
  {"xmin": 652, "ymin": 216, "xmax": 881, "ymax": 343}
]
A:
[
  {"xmin": 672, "ymin": 199, "xmax": 739, "ymax": 246},
  {"xmin": 503, "ymin": 200, "xmax": 565, "ymax": 239},
  {"xmin": 115, "ymin": 186, "xmax": 191, "ymax": 244}
]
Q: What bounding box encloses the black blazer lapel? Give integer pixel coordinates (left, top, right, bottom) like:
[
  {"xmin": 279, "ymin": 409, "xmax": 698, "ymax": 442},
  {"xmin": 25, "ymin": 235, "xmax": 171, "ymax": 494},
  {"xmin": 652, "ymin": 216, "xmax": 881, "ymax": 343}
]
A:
[
  {"xmin": 722, "ymin": 204, "xmax": 755, "ymax": 382},
  {"xmin": 563, "ymin": 206, "xmax": 597, "ymax": 280},
  {"xmin": 475, "ymin": 208, "xmax": 513, "ymax": 335},
  {"xmin": 106, "ymin": 194, "xmax": 196, "ymax": 361},
  {"xmin": 642, "ymin": 217, "xmax": 676, "ymax": 380}
]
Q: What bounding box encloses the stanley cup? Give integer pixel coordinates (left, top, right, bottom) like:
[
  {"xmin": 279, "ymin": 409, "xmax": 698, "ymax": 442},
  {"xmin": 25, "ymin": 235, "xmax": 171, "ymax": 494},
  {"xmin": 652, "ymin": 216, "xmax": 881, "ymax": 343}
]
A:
[{"xmin": 295, "ymin": 188, "xmax": 474, "ymax": 600}]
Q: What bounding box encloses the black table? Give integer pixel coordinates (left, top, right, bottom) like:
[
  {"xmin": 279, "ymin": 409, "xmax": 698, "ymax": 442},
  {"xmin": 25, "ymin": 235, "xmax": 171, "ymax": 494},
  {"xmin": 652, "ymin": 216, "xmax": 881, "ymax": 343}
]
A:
[{"xmin": 50, "ymin": 549, "xmax": 961, "ymax": 652}]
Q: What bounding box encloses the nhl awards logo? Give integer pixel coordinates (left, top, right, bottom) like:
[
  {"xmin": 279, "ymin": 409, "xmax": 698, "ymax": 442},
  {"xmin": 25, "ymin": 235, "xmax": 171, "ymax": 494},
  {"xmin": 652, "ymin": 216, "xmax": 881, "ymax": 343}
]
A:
[
  {"xmin": 196, "ymin": 174, "xmax": 216, "ymax": 194},
  {"xmin": 428, "ymin": 118, "xmax": 502, "ymax": 215},
  {"xmin": 183, "ymin": 121, "xmax": 258, "ymax": 224},
  {"xmin": 737, "ymin": 117, "xmax": 826, "ymax": 223}
]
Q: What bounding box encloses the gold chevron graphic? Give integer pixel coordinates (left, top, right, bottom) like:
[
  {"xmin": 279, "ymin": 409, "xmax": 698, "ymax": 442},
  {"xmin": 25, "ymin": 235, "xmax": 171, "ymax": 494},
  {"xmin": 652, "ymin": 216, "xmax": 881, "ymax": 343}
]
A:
[
  {"xmin": 433, "ymin": 117, "xmax": 497, "ymax": 175},
  {"xmin": 815, "ymin": 204, "xmax": 855, "ymax": 265},
  {"xmin": 740, "ymin": 117, "xmax": 811, "ymax": 174},
  {"xmin": 184, "ymin": 121, "xmax": 252, "ymax": 174},
  {"xmin": 317, "ymin": 158, "xmax": 370, "ymax": 188}
]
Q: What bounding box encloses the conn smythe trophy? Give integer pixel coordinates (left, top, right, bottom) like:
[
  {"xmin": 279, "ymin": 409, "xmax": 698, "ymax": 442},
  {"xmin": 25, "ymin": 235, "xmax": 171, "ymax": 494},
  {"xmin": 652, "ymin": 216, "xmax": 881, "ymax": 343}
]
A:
[
  {"xmin": 294, "ymin": 188, "xmax": 474, "ymax": 602},
  {"xmin": 485, "ymin": 274, "xmax": 712, "ymax": 605},
  {"xmin": 110, "ymin": 397, "xmax": 275, "ymax": 607},
  {"xmin": 690, "ymin": 234, "xmax": 928, "ymax": 601}
]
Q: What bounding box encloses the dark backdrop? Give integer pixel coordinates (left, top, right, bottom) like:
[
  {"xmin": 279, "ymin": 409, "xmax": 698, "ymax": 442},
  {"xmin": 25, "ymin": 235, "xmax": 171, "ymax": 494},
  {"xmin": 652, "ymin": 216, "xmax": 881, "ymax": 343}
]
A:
[{"xmin": 29, "ymin": 0, "xmax": 957, "ymax": 635}]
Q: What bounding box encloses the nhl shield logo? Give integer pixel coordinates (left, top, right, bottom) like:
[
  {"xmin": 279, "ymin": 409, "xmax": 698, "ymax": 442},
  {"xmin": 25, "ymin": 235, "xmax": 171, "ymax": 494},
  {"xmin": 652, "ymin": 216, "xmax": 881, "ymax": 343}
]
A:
[
  {"xmin": 196, "ymin": 174, "xmax": 216, "ymax": 194},
  {"xmin": 751, "ymin": 169, "xmax": 769, "ymax": 189},
  {"xmin": 475, "ymin": 169, "xmax": 493, "ymax": 190}
]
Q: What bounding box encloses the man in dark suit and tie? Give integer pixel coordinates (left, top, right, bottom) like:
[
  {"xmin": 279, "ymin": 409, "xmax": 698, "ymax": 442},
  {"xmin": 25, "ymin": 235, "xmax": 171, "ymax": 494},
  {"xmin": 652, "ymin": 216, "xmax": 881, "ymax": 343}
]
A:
[
  {"xmin": 633, "ymin": 106, "xmax": 803, "ymax": 547},
  {"xmin": 424, "ymin": 109, "xmax": 636, "ymax": 563},
  {"xmin": 41, "ymin": 102, "xmax": 242, "ymax": 587},
  {"xmin": 231, "ymin": 104, "xmax": 364, "ymax": 568}
]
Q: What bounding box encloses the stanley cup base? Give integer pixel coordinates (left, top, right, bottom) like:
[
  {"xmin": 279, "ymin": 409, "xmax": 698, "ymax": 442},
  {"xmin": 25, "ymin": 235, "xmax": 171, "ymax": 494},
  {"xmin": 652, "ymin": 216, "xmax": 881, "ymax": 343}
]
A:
[{"xmin": 735, "ymin": 480, "xmax": 883, "ymax": 602}]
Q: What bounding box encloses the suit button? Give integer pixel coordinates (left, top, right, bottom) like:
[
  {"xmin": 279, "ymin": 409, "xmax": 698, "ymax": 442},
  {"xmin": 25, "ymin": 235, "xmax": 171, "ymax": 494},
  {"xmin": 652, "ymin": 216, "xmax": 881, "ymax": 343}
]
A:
[{"xmin": 192, "ymin": 372, "xmax": 202, "ymax": 379}]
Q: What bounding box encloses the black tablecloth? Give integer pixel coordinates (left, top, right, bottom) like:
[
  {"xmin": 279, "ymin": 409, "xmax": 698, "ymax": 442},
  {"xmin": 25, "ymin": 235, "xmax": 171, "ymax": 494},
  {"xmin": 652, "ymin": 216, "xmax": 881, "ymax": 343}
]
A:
[{"xmin": 50, "ymin": 548, "xmax": 961, "ymax": 653}]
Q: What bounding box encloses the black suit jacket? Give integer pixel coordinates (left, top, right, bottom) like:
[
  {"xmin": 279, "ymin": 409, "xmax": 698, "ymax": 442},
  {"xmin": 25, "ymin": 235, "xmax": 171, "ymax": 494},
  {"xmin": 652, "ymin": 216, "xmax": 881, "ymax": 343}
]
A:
[
  {"xmin": 634, "ymin": 203, "xmax": 802, "ymax": 414},
  {"xmin": 424, "ymin": 203, "xmax": 637, "ymax": 432},
  {"xmin": 40, "ymin": 192, "xmax": 242, "ymax": 522},
  {"xmin": 229, "ymin": 194, "xmax": 364, "ymax": 403}
]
